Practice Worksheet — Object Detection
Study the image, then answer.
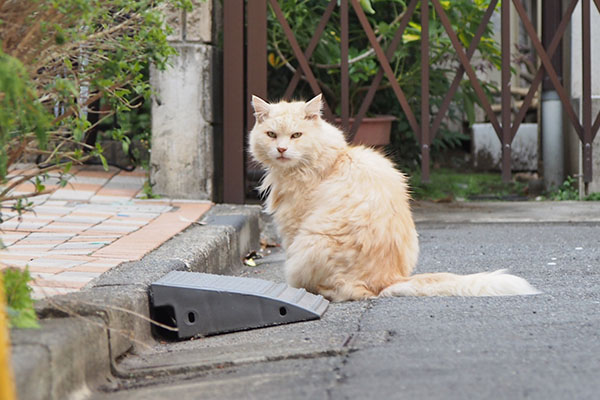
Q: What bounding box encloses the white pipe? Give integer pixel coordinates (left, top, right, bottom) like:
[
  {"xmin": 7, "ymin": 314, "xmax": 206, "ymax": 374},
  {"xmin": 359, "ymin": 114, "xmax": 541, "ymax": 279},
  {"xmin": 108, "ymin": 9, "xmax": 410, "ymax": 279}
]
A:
[{"xmin": 542, "ymin": 90, "xmax": 564, "ymax": 189}]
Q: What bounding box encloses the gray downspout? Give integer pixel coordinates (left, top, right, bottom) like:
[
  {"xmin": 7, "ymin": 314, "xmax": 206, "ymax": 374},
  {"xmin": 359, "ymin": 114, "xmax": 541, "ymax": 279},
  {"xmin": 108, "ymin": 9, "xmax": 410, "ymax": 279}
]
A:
[{"xmin": 541, "ymin": 0, "xmax": 564, "ymax": 190}]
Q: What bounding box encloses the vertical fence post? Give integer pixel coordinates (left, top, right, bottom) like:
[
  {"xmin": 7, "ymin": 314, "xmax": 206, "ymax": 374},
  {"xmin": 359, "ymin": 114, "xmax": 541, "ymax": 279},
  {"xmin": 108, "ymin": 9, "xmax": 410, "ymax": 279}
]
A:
[
  {"xmin": 223, "ymin": 1, "xmax": 246, "ymax": 203},
  {"xmin": 341, "ymin": 0, "xmax": 350, "ymax": 132},
  {"xmin": 247, "ymin": 0, "xmax": 268, "ymax": 129},
  {"xmin": 421, "ymin": 0, "xmax": 430, "ymax": 182},
  {"xmin": 582, "ymin": 0, "xmax": 592, "ymax": 188},
  {"xmin": 501, "ymin": 0, "xmax": 512, "ymax": 182}
]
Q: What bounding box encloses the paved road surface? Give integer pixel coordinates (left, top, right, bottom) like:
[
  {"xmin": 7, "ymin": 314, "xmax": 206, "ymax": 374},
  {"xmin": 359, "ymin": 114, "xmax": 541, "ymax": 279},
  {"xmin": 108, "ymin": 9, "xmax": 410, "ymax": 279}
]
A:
[{"xmin": 90, "ymin": 222, "xmax": 600, "ymax": 400}]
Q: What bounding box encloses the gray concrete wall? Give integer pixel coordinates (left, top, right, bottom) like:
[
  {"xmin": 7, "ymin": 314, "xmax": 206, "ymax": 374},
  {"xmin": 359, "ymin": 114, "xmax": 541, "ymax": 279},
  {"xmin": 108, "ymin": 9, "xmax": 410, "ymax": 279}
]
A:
[
  {"xmin": 472, "ymin": 123, "xmax": 538, "ymax": 172},
  {"xmin": 150, "ymin": 0, "xmax": 221, "ymax": 200}
]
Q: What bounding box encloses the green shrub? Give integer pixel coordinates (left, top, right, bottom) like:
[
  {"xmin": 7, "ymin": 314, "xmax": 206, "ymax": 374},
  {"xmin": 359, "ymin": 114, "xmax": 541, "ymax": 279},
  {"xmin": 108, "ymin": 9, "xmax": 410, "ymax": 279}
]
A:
[
  {"xmin": 0, "ymin": 0, "xmax": 191, "ymax": 210},
  {"xmin": 267, "ymin": 0, "xmax": 501, "ymax": 167},
  {"xmin": 2, "ymin": 268, "xmax": 39, "ymax": 329}
]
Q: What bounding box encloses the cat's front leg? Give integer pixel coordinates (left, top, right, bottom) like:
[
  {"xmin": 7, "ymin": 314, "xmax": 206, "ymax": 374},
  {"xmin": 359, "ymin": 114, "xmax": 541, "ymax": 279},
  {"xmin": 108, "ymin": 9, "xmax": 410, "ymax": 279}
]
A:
[{"xmin": 284, "ymin": 250, "xmax": 376, "ymax": 302}]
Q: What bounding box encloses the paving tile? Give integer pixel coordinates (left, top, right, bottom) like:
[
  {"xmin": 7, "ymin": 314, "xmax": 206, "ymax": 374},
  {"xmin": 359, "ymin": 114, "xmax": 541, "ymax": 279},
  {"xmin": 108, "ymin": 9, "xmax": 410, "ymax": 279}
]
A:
[
  {"xmin": 107, "ymin": 174, "xmax": 146, "ymax": 186},
  {"xmin": 69, "ymin": 211, "xmax": 115, "ymax": 219},
  {"xmin": 75, "ymin": 166, "xmax": 120, "ymax": 178},
  {"xmin": 55, "ymin": 215, "xmax": 107, "ymax": 224},
  {"xmin": 70, "ymin": 264, "xmax": 114, "ymax": 273},
  {"xmin": 30, "ymin": 286, "xmax": 78, "ymax": 299},
  {"xmin": 26, "ymin": 205, "xmax": 73, "ymax": 215},
  {"xmin": 24, "ymin": 232, "xmax": 75, "ymax": 241},
  {"xmin": 0, "ymin": 259, "xmax": 30, "ymax": 267},
  {"xmin": 0, "ymin": 232, "xmax": 29, "ymax": 243},
  {"xmin": 102, "ymin": 218, "xmax": 149, "ymax": 227},
  {"xmin": 0, "ymin": 210, "xmax": 19, "ymax": 220},
  {"xmin": 0, "ymin": 253, "xmax": 35, "ymax": 260},
  {"xmin": 50, "ymin": 188, "xmax": 97, "ymax": 201},
  {"xmin": 31, "ymin": 278, "xmax": 87, "ymax": 289},
  {"xmin": 54, "ymin": 241, "xmax": 106, "ymax": 250},
  {"xmin": 6, "ymin": 243, "xmax": 57, "ymax": 251},
  {"xmin": 28, "ymin": 258, "xmax": 86, "ymax": 268},
  {"xmin": 89, "ymin": 195, "xmax": 137, "ymax": 204},
  {"xmin": 92, "ymin": 202, "xmax": 211, "ymax": 259},
  {"xmin": 0, "ymin": 220, "xmax": 49, "ymax": 230},
  {"xmin": 61, "ymin": 182, "xmax": 104, "ymax": 192},
  {"xmin": 64, "ymin": 238, "xmax": 114, "ymax": 246},
  {"xmin": 41, "ymin": 221, "xmax": 96, "ymax": 231},
  {"xmin": 27, "ymin": 266, "xmax": 65, "ymax": 274},
  {"xmin": 0, "ymin": 249, "xmax": 47, "ymax": 257},
  {"xmin": 46, "ymin": 248, "xmax": 99, "ymax": 256},
  {"xmin": 53, "ymin": 270, "xmax": 102, "ymax": 282},
  {"xmin": 38, "ymin": 200, "xmax": 69, "ymax": 206},
  {"xmin": 116, "ymin": 168, "xmax": 147, "ymax": 178},
  {"xmin": 95, "ymin": 187, "xmax": 140, "ymax": 197},
  {"xmin": 67, "ymin": 175, "xmax": 111, "ymax": 186},
  {"xmin": 89, "ymin": 222, "xmax": 142, "ymax": 232}
]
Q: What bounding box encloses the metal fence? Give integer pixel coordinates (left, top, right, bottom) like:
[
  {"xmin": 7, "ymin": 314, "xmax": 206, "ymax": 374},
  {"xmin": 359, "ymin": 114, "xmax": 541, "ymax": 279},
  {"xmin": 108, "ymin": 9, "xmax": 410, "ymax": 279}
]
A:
[{"xmin": 222, "ymin": 0, "xmax": 600, "ymax": 203}]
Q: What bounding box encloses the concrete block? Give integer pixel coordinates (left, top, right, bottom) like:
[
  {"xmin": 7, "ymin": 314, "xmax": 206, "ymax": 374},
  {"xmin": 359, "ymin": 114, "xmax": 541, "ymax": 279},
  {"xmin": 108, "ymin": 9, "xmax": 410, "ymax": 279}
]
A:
[
  {"xmin": 472, "ymin": 123, "xmax": 538, "ymax": 171},
  {"xmin": 164, "ymin": 3, "xmax": 183, "ymax": 41},
  {"xmin": 185, "ymin": 0, "xmax": 212, "ymax": 43},
  {"xmin": 11, "ymin": 317, "xmax": 109, "ymax": 400},
  {"xmin": 150, "ymin": 43, "xmax": 216, "ymax": 200}
]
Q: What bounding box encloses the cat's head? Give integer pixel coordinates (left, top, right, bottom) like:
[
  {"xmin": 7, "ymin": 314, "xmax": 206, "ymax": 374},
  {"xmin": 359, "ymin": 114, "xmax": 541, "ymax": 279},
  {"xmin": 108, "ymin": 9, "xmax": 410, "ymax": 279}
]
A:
[{"xmin": 248, "ymin": 94, "xmax": 346, "ymax": 171}]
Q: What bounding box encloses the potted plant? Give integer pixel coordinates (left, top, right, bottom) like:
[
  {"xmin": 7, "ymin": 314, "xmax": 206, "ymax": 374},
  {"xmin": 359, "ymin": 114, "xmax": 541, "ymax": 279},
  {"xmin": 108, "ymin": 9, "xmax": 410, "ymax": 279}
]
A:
[{"xmin": 266, "ymin": 0, "xmax": 501, "ymax": 153}]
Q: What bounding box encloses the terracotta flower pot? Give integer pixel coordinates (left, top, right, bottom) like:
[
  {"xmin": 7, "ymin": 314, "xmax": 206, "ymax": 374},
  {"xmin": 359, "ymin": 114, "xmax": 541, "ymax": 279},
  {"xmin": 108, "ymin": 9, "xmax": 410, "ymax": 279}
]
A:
[{"xmin": 335, "ymin": 115, "xmax": 396, "ymax": 146}]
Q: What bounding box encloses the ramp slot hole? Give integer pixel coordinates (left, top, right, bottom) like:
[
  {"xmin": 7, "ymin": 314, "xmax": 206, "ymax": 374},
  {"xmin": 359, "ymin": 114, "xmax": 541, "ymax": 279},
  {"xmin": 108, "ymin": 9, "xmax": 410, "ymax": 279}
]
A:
[
  {"xmin": 187, "ymin": 311, "xmax": 196, "ymax": 324},
  {"xmin": 279, "ymin": 306, "xmax": 287, "ymax": 316}
]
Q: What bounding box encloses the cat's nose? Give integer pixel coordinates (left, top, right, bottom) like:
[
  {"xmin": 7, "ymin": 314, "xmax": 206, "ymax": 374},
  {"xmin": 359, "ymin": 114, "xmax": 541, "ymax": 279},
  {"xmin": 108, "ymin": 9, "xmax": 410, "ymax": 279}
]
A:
[{"xmin": 277, "ymin": 146, "xmax": 287, "ymax": 154}]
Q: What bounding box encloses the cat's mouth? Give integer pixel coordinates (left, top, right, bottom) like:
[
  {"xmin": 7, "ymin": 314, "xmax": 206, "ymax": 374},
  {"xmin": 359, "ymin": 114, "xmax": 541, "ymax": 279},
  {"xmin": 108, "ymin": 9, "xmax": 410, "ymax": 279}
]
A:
[{"xmin": 276, "ymin": 155, "xmax": 290, "ymax": 161}]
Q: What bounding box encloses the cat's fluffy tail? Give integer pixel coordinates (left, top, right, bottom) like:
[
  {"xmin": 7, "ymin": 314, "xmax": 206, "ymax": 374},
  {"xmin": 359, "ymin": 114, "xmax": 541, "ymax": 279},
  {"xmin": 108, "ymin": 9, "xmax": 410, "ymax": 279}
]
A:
[{"xmin": 379, "ymin": 269, "xmax": 540, "ymax": 297}]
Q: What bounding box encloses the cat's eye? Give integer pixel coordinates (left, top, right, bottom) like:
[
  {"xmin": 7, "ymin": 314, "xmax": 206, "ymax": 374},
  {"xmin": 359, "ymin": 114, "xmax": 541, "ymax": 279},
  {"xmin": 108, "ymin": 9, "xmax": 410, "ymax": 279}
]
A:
[
  {"xmin": 291, "ymin": 132, "xmax": 303, "ymax": 139},
  {"xmin": 266, "ymin": 131, "xmax": 277, "ymax": 138}
]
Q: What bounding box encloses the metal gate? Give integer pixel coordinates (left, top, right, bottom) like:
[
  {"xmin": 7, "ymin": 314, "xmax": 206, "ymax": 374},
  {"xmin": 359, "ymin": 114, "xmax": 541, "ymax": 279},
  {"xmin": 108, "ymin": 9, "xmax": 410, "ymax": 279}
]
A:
[{"xmin": 223, "ymin": 0, "xmax": 600, "ymax": 203}]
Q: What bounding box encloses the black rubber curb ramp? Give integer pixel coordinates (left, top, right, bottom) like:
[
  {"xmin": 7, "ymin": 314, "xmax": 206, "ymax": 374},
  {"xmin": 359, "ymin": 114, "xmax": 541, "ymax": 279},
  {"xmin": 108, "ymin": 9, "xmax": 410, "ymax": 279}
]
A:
[{"xmin": 151, "ymin": 271, "xmax": 329, "ymax": 338}]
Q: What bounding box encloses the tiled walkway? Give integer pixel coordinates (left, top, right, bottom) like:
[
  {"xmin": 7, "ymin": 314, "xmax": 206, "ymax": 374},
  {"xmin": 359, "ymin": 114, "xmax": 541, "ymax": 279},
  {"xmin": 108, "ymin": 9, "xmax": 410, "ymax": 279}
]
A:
[{"xmin": 0, "ymin": 165, "xmax": 211, "ymax": 299}]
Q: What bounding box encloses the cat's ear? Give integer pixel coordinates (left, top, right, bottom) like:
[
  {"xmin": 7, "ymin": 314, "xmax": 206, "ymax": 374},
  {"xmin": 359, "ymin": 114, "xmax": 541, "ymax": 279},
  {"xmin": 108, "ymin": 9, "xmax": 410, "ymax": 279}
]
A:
[
  {"xmin": 304, "ymin": 93, "xmax": 323, "ymax": 120},
  {"xmin": 252, "ymin": 95, "xmax": 271, "ymax": 123}
]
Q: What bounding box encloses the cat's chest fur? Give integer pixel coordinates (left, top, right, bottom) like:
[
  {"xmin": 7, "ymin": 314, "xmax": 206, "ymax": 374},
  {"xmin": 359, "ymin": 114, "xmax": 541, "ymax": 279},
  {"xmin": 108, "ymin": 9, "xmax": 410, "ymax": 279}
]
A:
[{"xmin": 264, "ymin": 173, "xmax": 318, "ymax": 248}]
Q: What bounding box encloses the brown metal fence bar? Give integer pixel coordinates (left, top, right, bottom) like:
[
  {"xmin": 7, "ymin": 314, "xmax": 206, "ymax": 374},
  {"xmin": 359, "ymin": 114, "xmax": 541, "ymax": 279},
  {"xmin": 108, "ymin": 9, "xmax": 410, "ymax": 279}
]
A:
[
  {"xmin": 348, "ymin": 0, "xmax": 420, "ymax": 142},
  {"xmin": 432, "ymin": 0, "xmax": 501, "ymax": 138},
  {"xmin": 594, "ymin": 0, "xmax": 600, "ymax": 141},
  {"xmin": 421, "ymin": 0, "xmax": 430, "ymax": 181},
  {"xmin": 247, "ymin": 0, "xmax": 267, "ymax": 130},
  {"xmin": 268, "ymin": 0, "xmax": 334, "ymax": 120},
  {"xmin": 223, "ymin": 0, "xmax": 245, "ymax": 203},
  {"xmin": 350, "ymin": 0, "xmax": 421, "ymax": 139},
  {"xmin": 582, "ymin": 0, "xmax": 593, "ymax": 183},
  {"xmin": 430, "ymin": 0, "xmax": 498, "ymax": 142},
  {"xmin": 501, "ymin": 0, "xmax": 512, "ymax": 182},
  {"xmin": 513, "ymin": 0, "xmax": 583, "ymax": 140},
  {"xmin": 283, "ymin": 0, "xmax": 337, "ymax": 100},
  {"xmin": 511, "ymin": 0, "xmax": 578, "ymax": 141},
  {"xmin": 341, "ymin": 0, "xmax": 350, "ymax": 132}
]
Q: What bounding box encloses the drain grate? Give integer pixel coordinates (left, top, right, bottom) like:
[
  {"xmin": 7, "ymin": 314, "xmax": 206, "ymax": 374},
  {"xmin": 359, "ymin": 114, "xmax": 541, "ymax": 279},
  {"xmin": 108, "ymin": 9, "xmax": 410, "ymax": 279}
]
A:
[{"xmin": 151, "ymin": 271, "xmax": 329, "ymax": 339}]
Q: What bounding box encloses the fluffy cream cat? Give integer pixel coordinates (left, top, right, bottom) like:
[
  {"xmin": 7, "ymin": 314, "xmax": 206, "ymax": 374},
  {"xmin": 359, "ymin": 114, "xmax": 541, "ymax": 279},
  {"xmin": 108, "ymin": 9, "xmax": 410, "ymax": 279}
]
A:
[{"xmin": 249, "ymin": 94, "xmax": 539, "ymax": 302}]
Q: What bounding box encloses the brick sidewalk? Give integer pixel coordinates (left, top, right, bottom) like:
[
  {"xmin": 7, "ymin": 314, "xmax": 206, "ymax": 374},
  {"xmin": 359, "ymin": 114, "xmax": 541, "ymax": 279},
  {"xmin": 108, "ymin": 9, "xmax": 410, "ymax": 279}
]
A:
[{"xmin": 0, "ymin": 165, "xmax": 211, "ymax": 298}]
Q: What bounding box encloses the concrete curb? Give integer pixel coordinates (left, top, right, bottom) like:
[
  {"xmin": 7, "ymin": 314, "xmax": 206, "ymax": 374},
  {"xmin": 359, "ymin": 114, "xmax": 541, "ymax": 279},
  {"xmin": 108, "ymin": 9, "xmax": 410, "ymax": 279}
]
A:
[{"xmin": 10, "ymin": 204, "xmax": 262, "ymax": 400}]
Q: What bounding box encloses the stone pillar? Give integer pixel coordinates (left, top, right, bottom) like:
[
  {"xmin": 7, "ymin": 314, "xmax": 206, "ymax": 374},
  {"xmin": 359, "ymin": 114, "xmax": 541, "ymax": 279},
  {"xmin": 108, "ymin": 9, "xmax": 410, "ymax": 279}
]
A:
[{"xmin": 150, "ymin": 0, "xmax": 222, "ymax": 200}]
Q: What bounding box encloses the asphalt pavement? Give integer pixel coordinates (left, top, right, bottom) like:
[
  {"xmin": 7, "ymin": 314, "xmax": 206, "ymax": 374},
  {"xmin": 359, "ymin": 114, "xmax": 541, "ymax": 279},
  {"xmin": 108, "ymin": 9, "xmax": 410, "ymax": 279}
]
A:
[{"xmin": 80, "ymin": 203, "xmax": 600, "ymax": 400}]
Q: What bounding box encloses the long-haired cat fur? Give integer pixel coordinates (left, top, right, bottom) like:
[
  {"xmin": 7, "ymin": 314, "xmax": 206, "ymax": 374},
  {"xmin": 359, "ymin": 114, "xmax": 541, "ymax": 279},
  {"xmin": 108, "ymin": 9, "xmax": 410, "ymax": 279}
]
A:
[{"xmin": 249, "ymin": 94, "xmax": 539, "ymax": 302}]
